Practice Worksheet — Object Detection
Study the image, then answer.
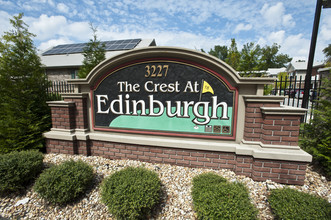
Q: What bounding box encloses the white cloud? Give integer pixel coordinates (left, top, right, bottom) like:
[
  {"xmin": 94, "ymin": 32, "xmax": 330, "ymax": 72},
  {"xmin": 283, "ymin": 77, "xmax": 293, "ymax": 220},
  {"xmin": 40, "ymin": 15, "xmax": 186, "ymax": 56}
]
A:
[
  {"xmin": 233, "ymin": 23, "xmax": 252, "ymax": 34},
  {"xmin": 267, "ymin": 30, "xmax": 285, "ymax": 45},
  {"xmin": 57, "ymin": 3, "xmax": 70, "ymax": 14},
  {"xmin": 260, "ymin": 2, "xmax": 295, "ymax": 28},
  {"xmin": 0, "ymin": 10, "xmax": 11, "ymax": 35},
  {"xmin": 38, "ymin": 37, "xmax": 73, "ymax": 52}
]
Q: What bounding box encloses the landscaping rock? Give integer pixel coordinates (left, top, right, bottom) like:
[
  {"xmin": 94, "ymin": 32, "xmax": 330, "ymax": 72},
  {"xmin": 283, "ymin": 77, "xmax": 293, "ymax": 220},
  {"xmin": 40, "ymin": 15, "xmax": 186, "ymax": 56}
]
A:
[{"xmin": 0, "ymin": 153, "xmax": 330, "ymax": 219}]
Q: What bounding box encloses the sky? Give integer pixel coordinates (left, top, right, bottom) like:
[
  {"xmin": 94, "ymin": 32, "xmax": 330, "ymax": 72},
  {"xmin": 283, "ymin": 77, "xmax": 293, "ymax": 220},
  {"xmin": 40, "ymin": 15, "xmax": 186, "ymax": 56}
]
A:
[{"xmin": 0, "ymin": 0, "xmax": 330, "ymax": 62}]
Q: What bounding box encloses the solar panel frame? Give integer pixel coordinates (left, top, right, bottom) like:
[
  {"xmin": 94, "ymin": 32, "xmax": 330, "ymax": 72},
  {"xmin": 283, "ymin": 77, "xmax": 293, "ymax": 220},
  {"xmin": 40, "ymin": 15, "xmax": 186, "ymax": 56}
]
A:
[{"xmin": 42, "ymin": 39, "xmax": 142, "ymax": 56}]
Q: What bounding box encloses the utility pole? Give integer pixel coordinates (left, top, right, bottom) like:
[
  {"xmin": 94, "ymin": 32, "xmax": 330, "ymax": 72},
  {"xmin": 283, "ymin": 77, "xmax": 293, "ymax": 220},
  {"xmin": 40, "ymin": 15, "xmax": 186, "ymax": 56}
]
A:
[{"xmin": 302, "ymin": 0, "xmax": 331, "ymax": 109}]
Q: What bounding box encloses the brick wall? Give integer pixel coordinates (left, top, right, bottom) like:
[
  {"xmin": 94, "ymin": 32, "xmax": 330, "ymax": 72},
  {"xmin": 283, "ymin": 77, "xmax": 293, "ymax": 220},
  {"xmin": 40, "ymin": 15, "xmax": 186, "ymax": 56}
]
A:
[
  {"xmin": 63, "ymin": 97, "xmax": 88, "ymax": 130},
  {"xmin": 46, "ymin": 139, "xmax": 307, "ymax": 185},
  {"xmin": 244, "ymin": 102, "xmax": 301, "ymax": 146},
  {"xmin": 49, "ymin": 103, "xmax": 75, "ymax": 130}
]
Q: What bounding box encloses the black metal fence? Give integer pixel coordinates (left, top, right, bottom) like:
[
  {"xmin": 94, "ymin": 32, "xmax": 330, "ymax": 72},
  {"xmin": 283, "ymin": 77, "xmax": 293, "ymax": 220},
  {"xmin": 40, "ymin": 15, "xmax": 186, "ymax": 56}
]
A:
[
  {"xmin": 47, "ymin": 81, "xmax": 75, "ymax": 100},
  {"xmin": 272, "ymin": 75, "xmax": 323, "ymax": 123}
]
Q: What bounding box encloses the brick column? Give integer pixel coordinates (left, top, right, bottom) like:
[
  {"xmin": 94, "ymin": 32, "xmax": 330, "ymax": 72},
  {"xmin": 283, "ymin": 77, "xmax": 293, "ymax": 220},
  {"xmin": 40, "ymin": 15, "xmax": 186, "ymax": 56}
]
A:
[
  {"xmin": 260, "ymin": 107, "xmax": 305, "ymax": 146},
  {"xmin": 47, "ymin": 101, "xmax": 75, "ymax": 130},
  {"xmin": 62, "ymin": 93, "xmax": 89, "ymax": 130}
]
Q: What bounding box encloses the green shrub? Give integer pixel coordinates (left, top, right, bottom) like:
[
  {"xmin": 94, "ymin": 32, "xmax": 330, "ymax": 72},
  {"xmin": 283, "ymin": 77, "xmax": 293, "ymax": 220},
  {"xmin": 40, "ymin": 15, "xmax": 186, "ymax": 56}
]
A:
[
  {"xmin": 300, "ymin": 78, "xmax": 331, "ymax": 178},
  {"xmin": 192, "ymin": 173, "xmax": 258, "ymax": 220},
  {"xmin": 100, "ymin": 167, "xmax": 161, "ymax": 220},
  {"xmin": 34, "ymin": 160, "xmax": 94, "ymax": 204},
  {"xmin": 0, "ymin": 150, "xmax": 44, "ymax": 193},
  {"xmin": 268, "ymin": 188, "xmax": 331, "ymax": 220}
]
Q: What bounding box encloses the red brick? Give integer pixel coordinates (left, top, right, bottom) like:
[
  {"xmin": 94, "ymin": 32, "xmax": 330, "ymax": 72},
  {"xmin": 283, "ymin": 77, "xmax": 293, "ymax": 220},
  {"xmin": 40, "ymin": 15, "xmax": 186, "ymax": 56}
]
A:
[
  {"xmin": 150, "ymin": 148, "xmax": 163, "ymax": 153},
  {"xmin": 197, "ymin": 157, "xmax": 211, "ymax": 162},
  {"xmin": 191, "ymin": 152, "xmax": 205, "ymax": 157},
  {"xmin": 287, "ymin": 180, "xmax": 305, "ymax": 185},
  {"xmin": 190, "ymin": 161, "xmax": 204, "ymax": 166},
  {"xmin": 132, "ymin": 150, "xmax": 144, "ymax": 155},
  {"xmin": 252, "ymin": 171, "xmax": 262, "ymax": 177},
  {"xmin": 177, "ymin": 160, "xmax": 190, "ymax": 166},
  {"xmin": 219, "ymin": 164, "xmax": 235, "ymax": 170},
  {"xmin": 274, "ymin": 131, "xmax": 290, "ymax": 136},
  {"xmin": 164, "ymin": 150, "xmax": 177, "ymax": 155},
  {"xmin": 170, "ymin": 155, "xmax": 183, "ymax": 160},
  {"xmin": 262, "ymin": 173, "xmax": 279, "ymax": 178},
  {"xmin": 212, "ymin": 158, "xmax": 227, "ymax": 164},
  {"xmin": 176, "ymin": 151, "xmax": 190, "ymax": 156},
  {"xmin": 245, "ymin": 133, "xmax": 261, "ymax": 138},
  {"xmin": 283, "ymin": 126, "xmax": 299, "ymax": 131},
  {"xmin": 264, "ymin": 120, "xmax": 274, "ymax": 125},
  {"xmin": 157, "ymin": 153, "xmax": 170, "ymax": 158},
  {"xmin": 281, "ymin": 163, "xmax": 299, "ymax": 169},
  {"xmin": 263, "ymin": 135, "xmax": 281, "ymax": 141},
  {"xmin": 163, "ymin": 158, "xmax": 176, "ymax": 164},
  {"xmin": 150, "ymin": 157, "xmax": 163, "ymax": 163},
  {"xmin": 247, "ymin": 103, "xmax": 263, "ymax": 107},
  {"xmin": 183, "ymin": 156, "xmax": 196, "ymax": 161},
  {"xmin": 227, "ymin": 160, "xmax": 237, "ymax": 165},
  {"xmin": 126, "ymin": 146, "xmax": 138, "ymax": 150},
  {"xmin": 220, "ymin": 154, "xmax": 235, "ymax": 160},
  {"xmin": 127, "ymin": 154, "xmax": 138, "ymax": 159},
  {"xmin": 206, "ymin": 153, "xmax": 219, "ymax": 158},
  {"xmin": 281, "ymin": 137, "xmax": 298, "ymax": 142},
  {"xmin": 253, "ymin": 166, "xmax": 271, "ymax": 173},
  {"xmin": 204, "ymin": 162, "xmax": 219, "ymax": 168},
  {"xmin": 289, "ymin": 170, "xmax": 306, "ymax": 175},
  {"xmin": 272, "ymin": 168, "xmax": 289, "ymax": 174},
  {"xmin": 280, "ymin": 174, "xmax": 297, "ymax": 180},
  {"xmin": 264, "ymin": 162, "xmax": 281, "ymax": 168},
  {"xmin": 274, "ymin": 120, "xmax": 291, "ymax": 125},
  {"xmin": 237, "ymin": 163, "xmax": 251, "ymax": 168},
  {"xmin": 263, "ymin": 125, "xmax": 282, "ymax": 130},
  {"xmin": 144, "ymin": 152, "xmax": 156, "ymax": 157}
]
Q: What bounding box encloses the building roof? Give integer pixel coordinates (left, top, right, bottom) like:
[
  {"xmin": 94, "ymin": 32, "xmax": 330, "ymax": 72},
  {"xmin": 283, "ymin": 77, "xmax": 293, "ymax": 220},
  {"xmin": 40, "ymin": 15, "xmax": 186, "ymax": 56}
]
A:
[
  {"xmin": 267, "ymin": 67, "xmax": 286, "ymax": 77},
  {"xmin": 40, "ymin": 39, "xmax": 156, "ymax": 68},
  {"xmin": 287, "ymin": 60, "xmax": 324, "ymax": 71}
]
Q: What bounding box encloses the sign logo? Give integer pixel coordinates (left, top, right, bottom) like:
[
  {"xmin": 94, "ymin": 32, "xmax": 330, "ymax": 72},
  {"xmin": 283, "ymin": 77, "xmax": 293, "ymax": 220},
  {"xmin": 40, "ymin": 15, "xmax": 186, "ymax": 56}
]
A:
[{"xmin": 91, "ymin": 59, "xmax": 238, "ymax": 139}]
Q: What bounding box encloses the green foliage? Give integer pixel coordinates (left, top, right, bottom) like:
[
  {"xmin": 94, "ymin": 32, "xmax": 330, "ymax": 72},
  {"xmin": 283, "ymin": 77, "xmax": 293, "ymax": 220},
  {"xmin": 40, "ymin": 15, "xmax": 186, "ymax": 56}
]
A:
[
  {"xmin": 0, "ymin": 13, "xmax": 50, "ymax": 153},
  {"xmin": 300, "ymin": 78, "xmax": 331, "ymax": 177},
  {"xmin": 268, "ymin": 188, "xmax": 331, "ymax": 220},
  {"xmin": 204, "ymin": 39, "xmax": 292, "ymax": 75},
  {"xmin": 34, "ymin": 160, "xmax": 94, "ymax": 204},
  {"xmin": 0, "ymin": 150, "xmax": 44, "ymax": 193},
  {"xmin": 191, "ymin": 173, "xmax": 258, "ymax": 220},
  {"xmin": 78, "ymin": 24, "xmax": 106, "ymax": 78},
  {"xmin": 100, "ymin": 167, "xmax": 161, "ymax": 220}
]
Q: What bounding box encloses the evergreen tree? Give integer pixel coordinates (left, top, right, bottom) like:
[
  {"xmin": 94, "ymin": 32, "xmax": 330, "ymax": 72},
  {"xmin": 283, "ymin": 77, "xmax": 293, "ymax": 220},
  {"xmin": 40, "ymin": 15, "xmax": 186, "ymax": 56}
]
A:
[
  {"xmin": 238, "ymin": 42, "xmax": 262, "ymax": 76},
  {"xmin": 78, "ymin": 24, "xmax": 106, "ymax": 78},
  {"xmin": 225, "ymin": 39, "xmax": 240, "ymax": 70},
  {"xmin": 0, "ymin": 13, "xmax": 50, "ymax": 153}
]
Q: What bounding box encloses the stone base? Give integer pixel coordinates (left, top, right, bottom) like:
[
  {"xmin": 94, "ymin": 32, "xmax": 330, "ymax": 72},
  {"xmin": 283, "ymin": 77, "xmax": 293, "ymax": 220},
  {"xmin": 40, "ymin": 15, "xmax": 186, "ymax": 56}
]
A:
[{"xmin": 45, "ymin": 130, "xmax": 311, "ymax": 185}]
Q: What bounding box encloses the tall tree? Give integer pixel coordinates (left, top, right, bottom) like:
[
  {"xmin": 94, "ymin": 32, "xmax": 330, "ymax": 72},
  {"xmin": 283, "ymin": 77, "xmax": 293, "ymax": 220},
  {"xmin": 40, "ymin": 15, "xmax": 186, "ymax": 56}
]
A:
[
  {"xmin": 259, "ymin": 44, "xmax": 292, "ymax": 70},
  {"xmin": 323, "ymin": 44, "xmax": 331, "ymax": 66},
  {"xmin": 238, "ymin": 42, "xmax": 262, "ymax": 76},
  {"xmin": 225, "ymin": 39, "xmax": 240, "ymax": 70},
  {"xmin": 206, "ymin": 45, "xmax": 228, "ymax": 61},
  {"xmin": 0, "ymin": 13, "xmax": 50, "ymax": 153},
  {"xmin": 78, "ymin": 24, "xmax": 106, "ymax": 78}
]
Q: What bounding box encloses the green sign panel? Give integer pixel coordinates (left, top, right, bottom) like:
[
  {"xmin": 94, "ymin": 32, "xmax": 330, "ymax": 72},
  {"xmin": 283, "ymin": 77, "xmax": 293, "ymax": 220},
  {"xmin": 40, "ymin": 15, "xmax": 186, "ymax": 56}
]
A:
[{"xmin": 91, "ymin": 59, "xmax": 238, "ymax": 139}]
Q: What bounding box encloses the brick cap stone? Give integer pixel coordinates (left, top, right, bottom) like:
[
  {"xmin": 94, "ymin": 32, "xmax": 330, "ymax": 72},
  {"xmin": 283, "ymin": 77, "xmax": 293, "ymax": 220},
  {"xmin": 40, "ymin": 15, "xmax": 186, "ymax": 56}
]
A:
[
  {"xmin": 261, "ymin": 106, "xmax": 307, "ymax": 115},
  {"xmin": 243, "ymin": 95, "xmax": 285, "ymax": 103},
  {"xmin": 47, "ymin": 101, "xmax": 75, "ymax": 107},
  {"xmin": 62, "ymin": 93, "xmax": 89, "ymax": 99},
  {"xmin": 43, "ymin": 130, "xmax": 312, "ymax": 163},
  {"xmin": 242, "ymin": 140, "xmax": 301, "ymax": 150}
]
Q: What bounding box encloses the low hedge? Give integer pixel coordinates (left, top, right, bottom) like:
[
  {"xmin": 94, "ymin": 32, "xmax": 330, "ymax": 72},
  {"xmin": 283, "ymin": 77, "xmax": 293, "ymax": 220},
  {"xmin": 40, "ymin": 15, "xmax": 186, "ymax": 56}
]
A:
[
  {"xmin": 34, "ymin": 160, "xmax": 94, "ymax": 204},
  {"xmin": 100, "ymin": 167, "xmax": 161, "ymax": 220},
  {"xmin": 268, "ymin": 188, "xmax": 331, "ymax": 220},
  {"xmin": 192, "ymin": 172, "xmax": 258, "ymax": 219},
  {"xmin": 0, "ymin": 150, "xmax": 44, "ymax": 193}
]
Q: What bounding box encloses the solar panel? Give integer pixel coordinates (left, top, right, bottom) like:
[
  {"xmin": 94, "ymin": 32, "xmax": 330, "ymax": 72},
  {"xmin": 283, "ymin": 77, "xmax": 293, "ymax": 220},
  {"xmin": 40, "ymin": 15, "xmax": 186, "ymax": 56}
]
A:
[{"xmin": 42, "ymin": 39, "xmax": 142, "ymax": 56}]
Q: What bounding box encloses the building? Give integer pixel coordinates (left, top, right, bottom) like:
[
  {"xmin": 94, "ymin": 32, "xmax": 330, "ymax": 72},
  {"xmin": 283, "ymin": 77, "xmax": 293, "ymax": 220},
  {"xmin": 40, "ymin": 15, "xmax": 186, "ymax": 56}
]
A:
[
  {"xmin": 40, "ymin": 39, "xmax": 156, "ymax": 81},
  {"xmin": 286, "ymin": 60, "xmax": 325, "ymax": 88},
  {"xmin": 266, "ymin": 67, "xmax": 286, "ymax": 78}
]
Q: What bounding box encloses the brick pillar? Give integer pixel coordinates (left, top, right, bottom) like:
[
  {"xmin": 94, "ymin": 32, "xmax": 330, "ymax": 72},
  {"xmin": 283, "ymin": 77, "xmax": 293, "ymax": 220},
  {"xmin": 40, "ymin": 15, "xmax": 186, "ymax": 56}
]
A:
[
  {"xmin": 47, "ymin": 101, "xmax": 75, "ymax": 130},
  {"xmin": 62, "ymin": 93, "xmax": 89, "ymax": 130},
  {"xmin": 261, "ymin": 108, "xmax": 304, "ymax": 146}
]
